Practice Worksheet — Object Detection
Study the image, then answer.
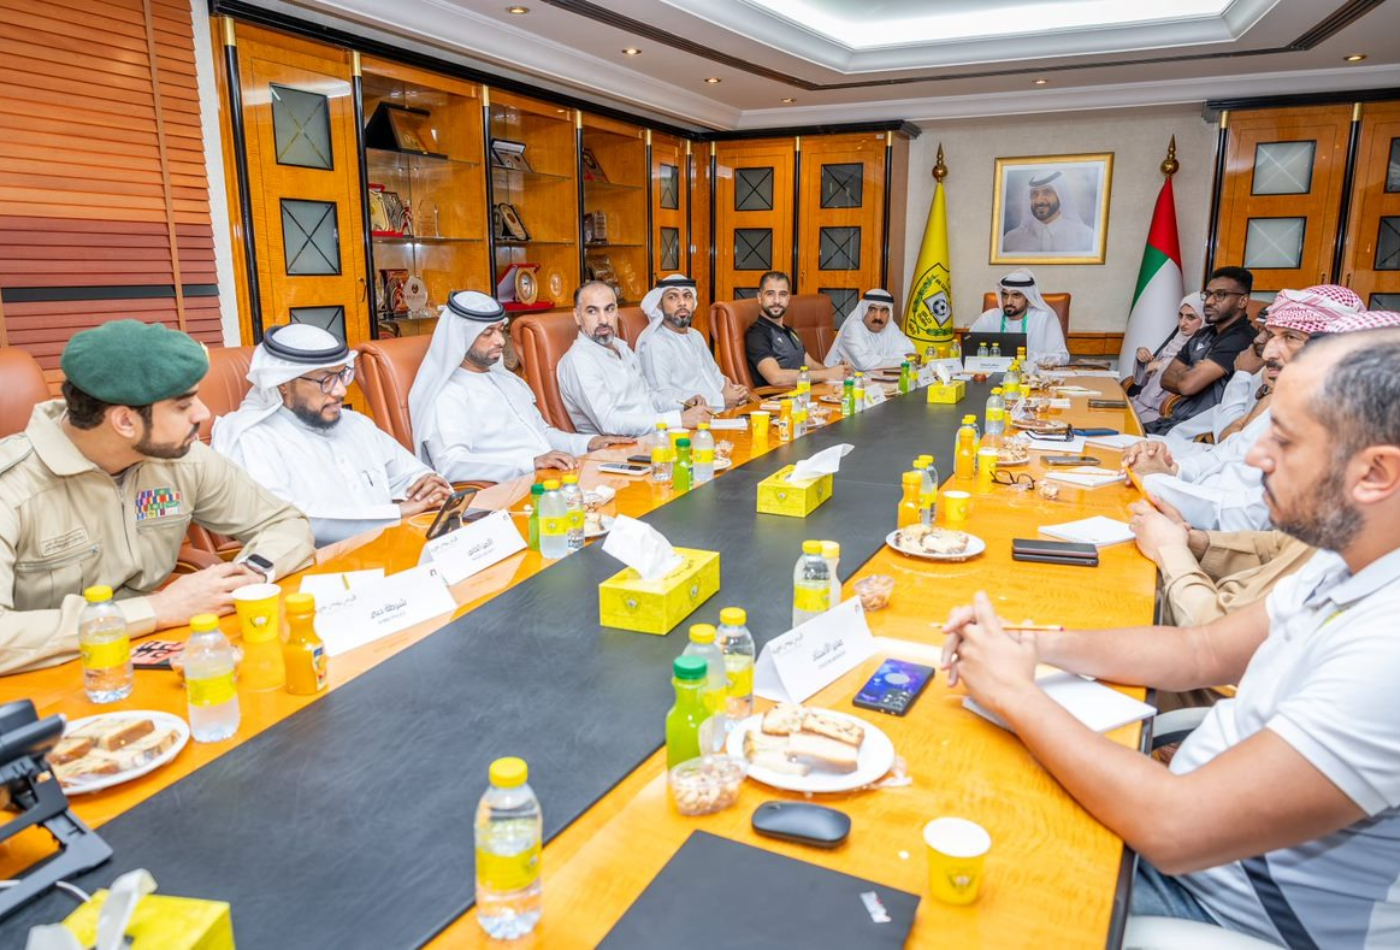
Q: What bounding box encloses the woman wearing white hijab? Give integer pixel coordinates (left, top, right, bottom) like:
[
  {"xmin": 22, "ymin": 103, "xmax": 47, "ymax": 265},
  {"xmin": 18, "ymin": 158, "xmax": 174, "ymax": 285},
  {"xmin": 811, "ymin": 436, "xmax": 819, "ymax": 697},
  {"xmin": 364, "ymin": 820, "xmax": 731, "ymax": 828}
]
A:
[
  {"xmin": 829, "ymin": 289, "xmax": 915, "ymax": 371},
  {"xmin": 1129, "ymin": 293, "xmax": 1205, "ymax": 423}
]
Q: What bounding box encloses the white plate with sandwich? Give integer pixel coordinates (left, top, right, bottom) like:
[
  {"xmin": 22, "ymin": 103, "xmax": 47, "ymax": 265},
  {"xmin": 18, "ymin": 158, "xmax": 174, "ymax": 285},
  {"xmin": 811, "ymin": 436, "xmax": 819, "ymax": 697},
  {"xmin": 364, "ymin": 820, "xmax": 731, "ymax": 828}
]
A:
[
  {"xmin": 726, "ymin": 704, "xmax": 895, "ymax": 793},
  {"xmin": 51, "ymin": 711, "xmax": 190, "ymax": 795}
]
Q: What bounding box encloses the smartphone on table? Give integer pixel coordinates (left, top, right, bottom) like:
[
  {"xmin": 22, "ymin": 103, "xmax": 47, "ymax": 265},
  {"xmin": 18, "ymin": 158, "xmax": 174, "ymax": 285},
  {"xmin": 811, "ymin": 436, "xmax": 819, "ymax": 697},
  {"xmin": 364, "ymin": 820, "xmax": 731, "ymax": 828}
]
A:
[
  {"xmin": 1043, "ymin": 455, "xmax": 1101, "ymax": 466},
  {"xmin": 853, "ymin": 659, "xmax": 935, "ymax": 716},
  {"xmin": 424, "ymin": 488, "xmax": 488, "ymax": 541},
  {"xmin": 597, "ymin": 461, "xmax": 652, "ymax": 477}
]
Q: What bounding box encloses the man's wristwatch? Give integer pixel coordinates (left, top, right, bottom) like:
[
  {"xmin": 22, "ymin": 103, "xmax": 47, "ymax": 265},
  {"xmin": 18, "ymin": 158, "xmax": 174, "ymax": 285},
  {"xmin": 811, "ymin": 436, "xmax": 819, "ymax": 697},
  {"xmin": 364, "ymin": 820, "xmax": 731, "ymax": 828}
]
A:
[{"xmin": 243, "ymin": 553, "xmax": 275, "ymax": 583}]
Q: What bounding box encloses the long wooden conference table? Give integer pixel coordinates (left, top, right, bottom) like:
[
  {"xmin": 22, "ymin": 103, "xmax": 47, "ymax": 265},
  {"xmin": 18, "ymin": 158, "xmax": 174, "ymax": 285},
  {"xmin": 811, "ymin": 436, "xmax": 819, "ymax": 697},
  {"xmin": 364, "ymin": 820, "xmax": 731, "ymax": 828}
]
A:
[{"xmin": 1, "ymin": 373, "xmax": 1158, "ymax": 947}]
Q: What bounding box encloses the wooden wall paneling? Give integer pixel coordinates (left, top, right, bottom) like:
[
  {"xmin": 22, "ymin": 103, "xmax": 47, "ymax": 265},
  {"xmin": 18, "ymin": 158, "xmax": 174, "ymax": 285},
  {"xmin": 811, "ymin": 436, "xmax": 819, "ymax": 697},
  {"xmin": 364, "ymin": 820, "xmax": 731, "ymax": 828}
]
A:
[
  {"xmin": 691, "ymin": 141, "xmax": 713, "ymax": 315},
  {"xmin": 1341, "ymin": 101, "xmax": 1400, "ymax": 309},
  {"xmin": 236, "ymin": 25, "xmax": 370, "ymax": 347},
  {"xmin": 713, "ymin": 138, "xmax": 795, "ymax": 304},
  {"xmin": 1214, "ymin": 105, "xmax": 1352, "ymax": 296},
  {"xmin": 211, "ymin": 15, "xmax": 255, "ymax": 343},
  {"xmin": 0, "ymin": 0, "xmax": 221, "ymax": 369},
  {"xmin": 649, "ymin": 132, "xmax": 694, "ymax": 331},
  {"xmin": 797, "ymin": 132, "xmax": 887, "ymax": 328}
]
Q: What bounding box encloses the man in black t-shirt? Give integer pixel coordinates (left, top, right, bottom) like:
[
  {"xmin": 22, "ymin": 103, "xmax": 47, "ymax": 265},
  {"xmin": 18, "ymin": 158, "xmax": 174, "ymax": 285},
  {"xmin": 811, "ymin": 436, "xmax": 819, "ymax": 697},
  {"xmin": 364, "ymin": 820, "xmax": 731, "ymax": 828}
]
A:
[
  {"xmin": 1145, "ymin": 266, "xmax": 1256, "ymax": 434},
  {"xmin": 744, "ymin": 271, "xmax": 851, "ymax": 387}
]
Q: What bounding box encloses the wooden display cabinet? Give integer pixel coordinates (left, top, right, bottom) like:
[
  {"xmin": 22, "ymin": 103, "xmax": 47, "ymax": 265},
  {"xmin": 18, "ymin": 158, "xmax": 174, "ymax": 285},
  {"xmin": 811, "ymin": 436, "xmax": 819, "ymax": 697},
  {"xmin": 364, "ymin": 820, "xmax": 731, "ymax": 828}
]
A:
[
  {"xmin": 581, "ymin": 115, "xmax": 648, "ymax": 305},
  {"xmin": 361, "ymin": 60, "xmax": 489, "ymax": 336},
  {"xmin": 488, "ymin": 90, "xmax": 580, "ymax": 313}
]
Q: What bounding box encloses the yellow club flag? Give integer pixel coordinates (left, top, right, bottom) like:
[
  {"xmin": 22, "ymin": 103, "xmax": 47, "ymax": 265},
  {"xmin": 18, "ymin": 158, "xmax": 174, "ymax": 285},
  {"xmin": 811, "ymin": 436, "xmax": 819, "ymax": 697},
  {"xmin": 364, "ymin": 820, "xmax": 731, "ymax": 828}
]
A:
[{"xmin": 904, "ymin": 175, "xmax": 954, "ymax": 349}]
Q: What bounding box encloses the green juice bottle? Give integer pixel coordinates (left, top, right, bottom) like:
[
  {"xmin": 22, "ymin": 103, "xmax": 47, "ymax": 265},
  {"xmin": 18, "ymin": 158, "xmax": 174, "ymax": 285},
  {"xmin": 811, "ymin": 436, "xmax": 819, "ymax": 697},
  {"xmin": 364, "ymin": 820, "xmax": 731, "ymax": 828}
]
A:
[
  {"xmin": 666, "ymin": 655, "xmax": 710, "ymax": 768},
  {"xmin": 527, "ymin": 482, "xmax": 544, "ymax": 551}
]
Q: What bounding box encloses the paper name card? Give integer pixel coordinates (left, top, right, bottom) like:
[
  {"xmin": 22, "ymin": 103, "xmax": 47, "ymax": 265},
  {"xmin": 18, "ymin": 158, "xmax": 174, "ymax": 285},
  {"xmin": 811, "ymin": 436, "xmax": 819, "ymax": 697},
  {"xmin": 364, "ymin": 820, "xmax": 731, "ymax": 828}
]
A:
[
  {"xmin": 313, "ymin": 564, "xmax": 456, "ymax": 656},
  {"xmin": 1045, "ymin": 466, "xmax": 1126, "ymax": 489},
  {"xmin": 1086, "ymin": 433, "xmax": 1145, "ymax": 451},
  {"xmin": 965, "ymin": 670, "xmax": 1155, "ymax": 734},
  {"xmin": 964, "ymin": 356, "xmax": 1013, "ymax": 373},
  {"xmin": 753, "ymin": 598, "xmax": 875, "ymax": 704},
  {"xmin": 298, "ymin": 569, "xmax": 386, "ymax": 610},
  {"xmin": 708, "ymin": 417, "xmax": 748, "ymax": 431},
  {"xmin": 419, "ymin": 509, "xmax": 526, "ymax": 585}
]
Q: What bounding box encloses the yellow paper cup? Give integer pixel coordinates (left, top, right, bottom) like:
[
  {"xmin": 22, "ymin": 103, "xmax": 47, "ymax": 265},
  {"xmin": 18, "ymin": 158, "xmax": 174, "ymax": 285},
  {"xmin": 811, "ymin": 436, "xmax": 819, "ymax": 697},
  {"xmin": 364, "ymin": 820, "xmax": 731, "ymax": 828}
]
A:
[
  {"xmin": 232, "ymin": 582, "xmax": 281, "ymax": 643},
  {"xmin": 668, "ymin": 428, "xmax": 690, "ymax": 451},
  {"xmin": 924, "ymin": 817, "xmax": 991, "ymax": 905},
  {"xmin": 749, "ymin": 411, "xmax": 770, "ymax": 440},
  {"xmin": 943, "ymin": 490, "xmax": 971, "ymax": 524}
]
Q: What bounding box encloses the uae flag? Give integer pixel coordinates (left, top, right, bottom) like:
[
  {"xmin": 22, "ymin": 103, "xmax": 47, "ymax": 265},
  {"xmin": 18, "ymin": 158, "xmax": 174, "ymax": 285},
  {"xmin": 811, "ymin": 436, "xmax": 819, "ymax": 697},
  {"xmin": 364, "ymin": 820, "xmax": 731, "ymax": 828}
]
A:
[{"xmin": 1117, "ymin": 177, "xmax": 1183, "ymax": 370}]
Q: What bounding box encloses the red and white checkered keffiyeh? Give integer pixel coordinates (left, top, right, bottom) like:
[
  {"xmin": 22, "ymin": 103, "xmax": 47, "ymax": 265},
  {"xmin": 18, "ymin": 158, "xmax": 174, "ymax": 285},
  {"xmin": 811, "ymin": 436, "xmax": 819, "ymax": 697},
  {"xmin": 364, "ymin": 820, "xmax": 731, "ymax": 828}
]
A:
[
  {"xmin": 1329, "ymin": 311, "xmax": 1400, "ymax": 334},
  {"xmin": 1265, "ymin": 284, "xmax": 1365, "ymax": 335}
]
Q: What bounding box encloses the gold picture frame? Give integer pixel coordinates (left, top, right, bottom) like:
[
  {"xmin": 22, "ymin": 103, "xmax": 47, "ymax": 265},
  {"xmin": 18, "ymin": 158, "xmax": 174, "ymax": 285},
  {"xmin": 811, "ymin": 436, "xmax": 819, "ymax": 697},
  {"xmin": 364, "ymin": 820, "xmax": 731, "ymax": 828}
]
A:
[{"xmin": 990, "ymin": 152, "xmax": 1113, "ymax": 265}]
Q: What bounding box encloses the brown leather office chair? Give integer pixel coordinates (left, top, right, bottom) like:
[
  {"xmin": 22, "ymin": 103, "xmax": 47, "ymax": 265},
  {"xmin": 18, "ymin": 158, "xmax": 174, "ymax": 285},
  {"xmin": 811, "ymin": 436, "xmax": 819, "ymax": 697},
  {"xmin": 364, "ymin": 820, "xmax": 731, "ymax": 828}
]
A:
[
  {"xmin": 196, "ymin": 345, "xmax": 255, "ymax": 445},
  {"xmin": 511, "ymin": 311, "xmax": 582, "ymax": 432},
  {"xmin": 0, "ymin": 347, "xmax": 52, "ymax": 438},
  {"xmin": 616, "ymin": 306, "xmax": 650, "ymax": 348},
  {"xmin": 356, "ymin": 334, "xmax": 433, "ymax": 453},
  {"xmin": 710, "ymin": 293, "xmax": 836, "ymax": 389},
  {"xmin": 981, "ymin": 292, "xmax": 1072, "ymax": 339}
]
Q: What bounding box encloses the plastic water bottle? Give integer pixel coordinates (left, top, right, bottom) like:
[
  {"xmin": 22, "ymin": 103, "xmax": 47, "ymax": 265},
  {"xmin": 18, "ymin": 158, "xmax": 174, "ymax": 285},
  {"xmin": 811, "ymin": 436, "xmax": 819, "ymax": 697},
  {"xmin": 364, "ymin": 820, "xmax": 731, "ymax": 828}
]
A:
[
  {"xmin": 1004, "ymin": 362, "xmax": 1022, "ymax": 402},
  {"xmin": 914, "ymin": 457, "xmax": 937, "ymax": 526},
  {"xmin": 666, "ymin": 657, "xmax": 710, "ymax": 768},
  {"xmin": 184, "ymin": 613, "xmax": 240, "ymax": 742},
  {"xmin": 985, "ymin": 387, "xmax": 1006, "ymax": 437},
  {"xmin": 717, "ymin": 607, "xmax": 755, "ymax": 721},
  {"xmin": 475, "ymin": 757, "xmax": 543, "ymax": 940},
  {"xmin": 841, "ymin": 377, "xmax": 856, "ymax": 417},
  {"xmin": 991, "ymin": 342, "xmax": 1001, "ymax": 358},
  {"xmin": 527, "ymin": 483, "xmax": 544, "ymax": 551},
  {"xmin": 674, "ymin": 437, "xmax": 693, "ymax": 493},
  {"xmin": 977, "ymin": 341, "xmax": 989, "ymax": 357},
  {"xmin": 651, "ymin": 422, "xmax": 672, "ymax": 485},
  {"xmin": 898, "ymin": 360, "xmax": 912, "ymax": 394},
  {"xmin": 793, "ymin": 403, "xmax": 808, "ymax": 439},
  {"xmin": 538, "ymin": 479, "xmax": 569, "ymax": 559},
  {"xmin": 79, "ymin": 585, "xmax": 132, "ymax": 703},
  {"xmin": 853, "ymin": 372, "xmax": 866, "ymax": 413},
  {"xmin": 955, "ymin": 417, "xmax": 979, "ymax": 480},
  {"xmin": 692, "ymin": 423, "xmax": 715, "ymax": 485},
  {"xmin": 683, "ymin": 624, "xmax": 728, "ymax": 750},
  {"xmin": 792, "ymin": 540, "xmax": 831, "ymax": 628},
  {"xmin": 796, "ymin": 365, "xmax": 812, "ymax": 410},
  {"xmin": 951, "ymin": 337, "xmax": 963, "ymax": 362},
  {"xmin": 822, "ymin": 540, "xmax": 842, "ymax": 608},
  {"xmin": 561, "ymin": 473, "xmax": 585, "ymax": 552}
]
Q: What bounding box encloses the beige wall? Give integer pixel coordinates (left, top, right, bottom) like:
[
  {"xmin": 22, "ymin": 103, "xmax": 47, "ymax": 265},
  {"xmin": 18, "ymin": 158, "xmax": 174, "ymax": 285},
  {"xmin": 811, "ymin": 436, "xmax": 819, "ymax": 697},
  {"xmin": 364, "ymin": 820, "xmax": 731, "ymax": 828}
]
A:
[{"xmin": 899, "ymin": 105, "xmax": 1217, "ymax": 334}]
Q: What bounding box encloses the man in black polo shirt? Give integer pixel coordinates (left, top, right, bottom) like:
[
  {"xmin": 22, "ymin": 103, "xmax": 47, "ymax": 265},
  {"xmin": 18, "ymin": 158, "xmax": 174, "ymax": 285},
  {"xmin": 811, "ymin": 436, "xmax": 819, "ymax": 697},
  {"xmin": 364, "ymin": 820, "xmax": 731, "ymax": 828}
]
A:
[
  {"xmin": 745, "ymin": 271, "xmax": 851, "ymax": 387},
  {"xmin": 1145, "ymin": 266, "xmax": 1256, "ymax": 434}
]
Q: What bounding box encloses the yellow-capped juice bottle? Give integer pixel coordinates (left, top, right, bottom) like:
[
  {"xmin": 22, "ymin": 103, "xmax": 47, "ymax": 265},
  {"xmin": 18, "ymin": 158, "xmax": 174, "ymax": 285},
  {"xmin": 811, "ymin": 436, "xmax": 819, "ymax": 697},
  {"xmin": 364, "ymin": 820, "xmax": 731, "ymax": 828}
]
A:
[
  {"xmin": 283, "ymin": 593, "xmax": 327, "ymax": 696},
  {"xmin": 898, "ymin": 471, "xmax": 922, "ymax": 528}
]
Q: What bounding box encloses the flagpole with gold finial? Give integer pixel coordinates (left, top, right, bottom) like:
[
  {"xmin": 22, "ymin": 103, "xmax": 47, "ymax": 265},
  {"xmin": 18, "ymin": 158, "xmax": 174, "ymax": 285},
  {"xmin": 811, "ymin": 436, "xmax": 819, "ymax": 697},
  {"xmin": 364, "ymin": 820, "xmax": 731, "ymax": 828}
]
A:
[
  {"xmin": 904, "ymin": 144, "xmax": 955, "ymax": 350},
  {"xmin": 1161, "ymin": 135, "xmax": 1179, "ymax": 177}
]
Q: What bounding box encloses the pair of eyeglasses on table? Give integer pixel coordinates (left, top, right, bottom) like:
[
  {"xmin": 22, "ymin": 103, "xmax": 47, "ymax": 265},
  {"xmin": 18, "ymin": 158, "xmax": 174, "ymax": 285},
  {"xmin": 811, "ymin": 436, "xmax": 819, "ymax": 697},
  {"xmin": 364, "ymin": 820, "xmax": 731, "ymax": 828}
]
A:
[{"xmin": 992, "ymin": 471, "xmax": 1036, "ymax": 489}]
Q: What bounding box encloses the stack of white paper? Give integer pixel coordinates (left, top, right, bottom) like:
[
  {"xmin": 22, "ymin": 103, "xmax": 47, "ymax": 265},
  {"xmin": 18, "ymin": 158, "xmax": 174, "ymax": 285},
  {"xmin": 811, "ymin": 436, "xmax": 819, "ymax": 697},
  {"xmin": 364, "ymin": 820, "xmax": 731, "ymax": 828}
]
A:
[
  {"xmin": 1044, "ymin": 466, "xmax": 1126, "ymax": 489},
  {"xmin": 965, "ymin": 670, "xmax": 1156, "ymax": 733},
  {"xmin": 1040, "ymin": 515, "xmax": 1135, "ymax": 547},
  {"xmin": 708, "ymin": 417, "xmax": 748, "ymax": 431},
  {"xmin": 1086, "ymin": 433, "xmax": 1146, "ymax": 451}
]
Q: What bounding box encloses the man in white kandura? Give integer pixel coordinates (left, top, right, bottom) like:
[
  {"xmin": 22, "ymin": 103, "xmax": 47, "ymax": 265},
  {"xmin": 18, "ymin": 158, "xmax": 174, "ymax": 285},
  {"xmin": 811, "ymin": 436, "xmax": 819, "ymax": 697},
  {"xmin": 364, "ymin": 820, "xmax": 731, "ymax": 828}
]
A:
[
  {"xmin": 828, "ymin": 289, "xmax": 917, "ymax": 372},
  {"xmin": 1001, "ymin": 170, "xmax": 1096, "ymax": 254},
  {"xmin": 636, "ymin": 274, "xmax": 749, "ymax": 410},
  {"xmin": 407, "ymin": 291, "xmax": 632, "ymax": 484},
  {"xmin": 1123, "ymin": 285, "xmax": 1365, "ymax": 532},
  {"xmin": 558, "ymin": 280, "xmax": 715, "ymax": 436},
  {"xmin": 213, "ymin": 324, "xmax": 452, "ymax": 546},
  {"xmin": 970, "ymin": 269, "xmax": 1070, "ymax": 366}
]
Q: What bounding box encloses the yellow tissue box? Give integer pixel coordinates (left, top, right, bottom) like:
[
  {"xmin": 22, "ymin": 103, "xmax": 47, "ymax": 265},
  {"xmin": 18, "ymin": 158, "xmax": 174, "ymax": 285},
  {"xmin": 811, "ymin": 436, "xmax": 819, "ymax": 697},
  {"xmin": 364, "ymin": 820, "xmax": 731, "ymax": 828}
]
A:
[
  {"xmin": 64, "ymin": 890, "xmax": 234, "ymax": 950},
  {"xmin": 927, "ymin": 380, "xmax": 967, "ymax": 404},
  {"xmin": 756, "ymin": 464, "xmax": 833, "ymax": 518},
  {"xmin": 599, "ymin": 547, "xmax": 720, "ymax": 635}
]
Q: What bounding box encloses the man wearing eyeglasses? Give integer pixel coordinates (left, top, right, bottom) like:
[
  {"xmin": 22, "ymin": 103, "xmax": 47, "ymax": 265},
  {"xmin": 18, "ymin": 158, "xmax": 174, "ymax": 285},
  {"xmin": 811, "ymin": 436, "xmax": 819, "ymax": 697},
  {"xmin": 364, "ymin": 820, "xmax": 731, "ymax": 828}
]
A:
[
  {"xmin": 1144, "ymin": 267, "xmax": 1257, "ymax": 435},
  {"xmin": 213, "ymin": 324, "xmax": 452, "ymax": 546}
]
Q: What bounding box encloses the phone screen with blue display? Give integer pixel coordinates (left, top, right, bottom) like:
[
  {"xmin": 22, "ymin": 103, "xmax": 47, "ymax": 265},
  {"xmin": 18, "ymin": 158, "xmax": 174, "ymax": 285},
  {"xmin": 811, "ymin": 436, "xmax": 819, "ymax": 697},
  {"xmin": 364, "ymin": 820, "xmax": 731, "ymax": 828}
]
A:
[{"xmin": 852, "ymin": 659, "xmax": 935, "ymax": 716}]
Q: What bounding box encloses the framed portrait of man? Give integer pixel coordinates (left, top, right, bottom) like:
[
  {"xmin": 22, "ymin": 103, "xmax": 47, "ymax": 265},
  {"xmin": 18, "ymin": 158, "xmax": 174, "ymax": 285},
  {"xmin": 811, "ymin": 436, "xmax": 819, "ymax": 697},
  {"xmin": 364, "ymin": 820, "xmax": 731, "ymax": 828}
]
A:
[{"xmin": 990, "ymin": 153, "xmax": 1113, "ymax": 265}]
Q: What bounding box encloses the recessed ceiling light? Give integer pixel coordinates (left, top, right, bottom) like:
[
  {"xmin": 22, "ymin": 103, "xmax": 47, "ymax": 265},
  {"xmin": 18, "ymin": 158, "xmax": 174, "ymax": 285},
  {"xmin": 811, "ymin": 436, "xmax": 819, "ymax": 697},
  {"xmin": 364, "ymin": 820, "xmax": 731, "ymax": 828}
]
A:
[
  {"xmin": 1032, "ymin": 78, "xmax": 1049, "ymax": 86},
  {"xmin": 505, "ymin": 5, "xmax": 529, "ymax": 14},
  {"xmin": 781, "ymin": 97, "xmax": 795, "ymax": 103},
  {"xmin": 622, "ymin": 47, "xmax": 641, "ymax": 56},
  {"xmin": 1344, "ymin": 53, "xmax": 1367, "ymax": 62},
  {"xmin": 703, "ymin": 77, "xmax": 722, "ymax": 84}
]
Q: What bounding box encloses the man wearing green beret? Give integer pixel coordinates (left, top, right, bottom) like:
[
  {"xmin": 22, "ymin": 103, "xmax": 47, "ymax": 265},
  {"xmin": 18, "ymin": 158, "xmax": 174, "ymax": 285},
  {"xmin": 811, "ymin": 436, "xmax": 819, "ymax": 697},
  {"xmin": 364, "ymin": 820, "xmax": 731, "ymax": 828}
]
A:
[{"xmin": 0, "ymin": 320, "xmax": 316, "ymax": 676}]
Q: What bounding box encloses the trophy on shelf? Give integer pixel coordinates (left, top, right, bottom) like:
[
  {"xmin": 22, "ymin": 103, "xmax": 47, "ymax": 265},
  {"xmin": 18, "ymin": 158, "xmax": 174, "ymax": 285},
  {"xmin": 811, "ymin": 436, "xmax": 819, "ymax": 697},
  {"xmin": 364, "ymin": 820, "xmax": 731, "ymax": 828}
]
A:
[
  {"xmin": 403, "ymin": 275, "xmax": 432, "ymax": 319},
  {"xmin": 365, "ymin": 102, "xmax": 446, "ymax": 159},
  {"xmin": 497, "ymin": 263, "xmax": 548, "ymax": 312}
]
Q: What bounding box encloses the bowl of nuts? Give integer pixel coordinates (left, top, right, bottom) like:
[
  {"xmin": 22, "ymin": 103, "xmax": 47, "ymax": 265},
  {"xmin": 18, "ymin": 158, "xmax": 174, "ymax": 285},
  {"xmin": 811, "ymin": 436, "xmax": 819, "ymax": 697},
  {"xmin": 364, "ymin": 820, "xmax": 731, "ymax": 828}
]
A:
[
  {"xmin": 669, "ymin": 754, "xmax": 747, "ymax": 816},
  {"xmin": 853, "ymin": 574, "xmax": 895, "ymax": 611}
]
